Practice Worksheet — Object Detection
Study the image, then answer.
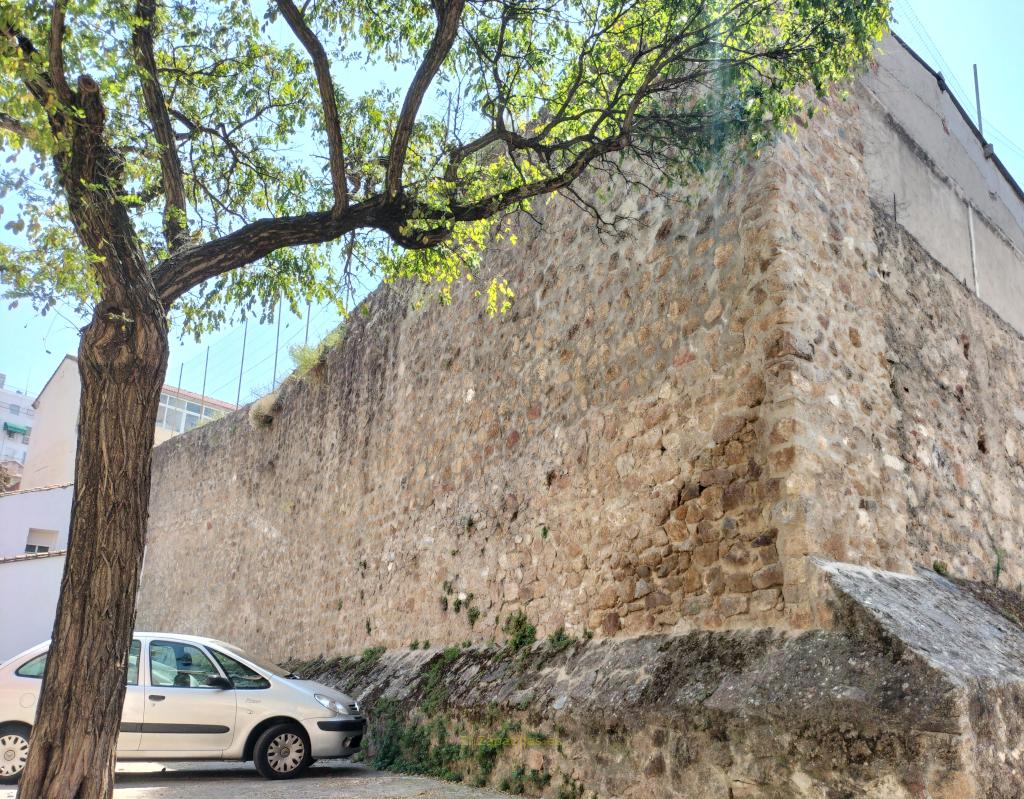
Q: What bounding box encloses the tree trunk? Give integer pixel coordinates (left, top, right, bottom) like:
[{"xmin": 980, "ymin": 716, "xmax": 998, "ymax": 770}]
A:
[{"xmin": 17, "ymin": 295, "xmax": 169, "ymax": 799}]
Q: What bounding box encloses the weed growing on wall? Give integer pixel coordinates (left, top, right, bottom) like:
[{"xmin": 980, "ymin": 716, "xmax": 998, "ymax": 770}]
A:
[
  {"xmin": 546, "ymin": 628, "xmax": 576, "ymax": 655},
  {"xmin": 503, "ymin": 611, "xmax": 537, "ymax": 652}
]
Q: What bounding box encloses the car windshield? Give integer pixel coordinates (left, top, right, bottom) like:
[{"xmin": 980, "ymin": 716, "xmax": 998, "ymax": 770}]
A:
[{"xmin": 210, "ymin": 641, "xmax": 297, "ymax": 679}]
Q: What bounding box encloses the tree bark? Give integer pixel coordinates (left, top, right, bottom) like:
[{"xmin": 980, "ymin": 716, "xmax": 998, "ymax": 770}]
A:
[{"xmin": 16, "ymin": 293, "xmax": 168, "ymax": 799}]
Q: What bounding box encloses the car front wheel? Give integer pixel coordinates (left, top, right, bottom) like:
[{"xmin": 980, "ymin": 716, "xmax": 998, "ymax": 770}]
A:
[
  {"xmin": 253, "ymin": 723, "xmax": 312, "ymax": 780},
  {"xmin": 0, "ymin": 724, "xmax": 31, "ymax": 785}
]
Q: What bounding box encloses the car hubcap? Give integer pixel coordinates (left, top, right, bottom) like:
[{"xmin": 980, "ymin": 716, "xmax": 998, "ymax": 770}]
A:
[
  {"xmin": 0, "ymin": 734, "xmax": 29, "ymax": 777},
  {"xmin": 266, "ymin": 732, "xmax": 304, "ymax": 773}
]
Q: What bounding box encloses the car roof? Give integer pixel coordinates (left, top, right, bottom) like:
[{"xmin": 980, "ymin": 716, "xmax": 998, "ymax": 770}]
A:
[
  {"xmin": 134, "ymin": 632, "xmax": 220, "ymax": 643},
  {"xmin": 2, "ymin": 632, "xmax": 229, "ymax": 666}
]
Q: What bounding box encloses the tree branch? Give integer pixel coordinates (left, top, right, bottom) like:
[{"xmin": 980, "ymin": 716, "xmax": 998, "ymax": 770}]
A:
[
  {"xmin": 132, "ymin": 0, "xmax": 189, "ymax": 250},
  {"xmin": 463, "ymin": 136, "xmax": 624, "ymax": 222},
  {"xmin": 276, "ymin": 0, "xmax": 348, "ymax": 213},
  {"xmin": 2, "ymin": 24, "xmax": 53, "ymax": 111},
  {"xmin": 385, "ymin": 0, "xmax": 467, "ymax": 199},
  {"xmin": 112, "ymin": 0, "xmax": 879, "ymax": 317},
  {"xmin": 151, "ymin": 199, "xmax": 385, "ymax": 306},
  {"xmin": 0, "ymin": 112, "xmax": 28, "ymax": 137},
  {"xmin": 47, "ymin": 1, "xmax": 75, "ymax": 106},
  {"xmin": 152, "ymin": 113, "xmax": 625, "ymax": 308}
]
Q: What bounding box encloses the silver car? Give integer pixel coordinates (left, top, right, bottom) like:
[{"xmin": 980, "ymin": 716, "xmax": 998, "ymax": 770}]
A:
[{"xmin": 0, "ymin": 632, "xmax": 365, "ymax": 783}]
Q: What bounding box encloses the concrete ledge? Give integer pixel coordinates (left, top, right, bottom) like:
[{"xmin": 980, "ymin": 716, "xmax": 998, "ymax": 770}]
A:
[
  {"xmin": 0, "ymin": 548, "xmax": 67, "ymax": 565},
  {"xmin": 291, "ymin": 562, "xmax": 1024, "ymax": 797},
  {"xmin": 818, "ymin": 558, "xmax": 1024, "ymax": 684}
]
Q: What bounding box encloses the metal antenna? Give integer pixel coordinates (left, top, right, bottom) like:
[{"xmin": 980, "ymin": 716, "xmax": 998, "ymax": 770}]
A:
[
  {"xmin": 974, "ymin": 63, "xmax": 983, "ymax": 136},
  {"xmin": 272, "ymin": 294, "xmax": 282, "ymax": 388},
  {"xmin": 199, "ymin": 346, "xmax": 209, "ymax": 411},
  {"xmin": 973, "ymin": 64, "xmax": 983, "ymax": 138},
  {"xmin": 235, "ymin": 318, "xmax": 248, "ymax": 409},
  {"xmin": 974, "ymin": 64, "xmax": 995, "ymax": 158}
]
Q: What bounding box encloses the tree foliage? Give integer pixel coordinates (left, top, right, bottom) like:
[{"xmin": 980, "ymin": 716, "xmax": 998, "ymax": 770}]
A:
[{"xmin": 2, "ymin": 0, "xmax": 890, "ymax": 331}]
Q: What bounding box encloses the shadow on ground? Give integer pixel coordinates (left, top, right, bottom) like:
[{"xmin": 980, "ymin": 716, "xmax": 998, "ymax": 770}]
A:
[
  {"xmin": 114, "ymin": 762, "xmax": 363, "ymax": 784},
  {"xmin": 4, "ymin": 762, "xmax": 510, "ymax": 798}
]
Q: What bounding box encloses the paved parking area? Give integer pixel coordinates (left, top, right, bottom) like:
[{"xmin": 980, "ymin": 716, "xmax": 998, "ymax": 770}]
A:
[{"xmin": 2, "ymin": 762, "xmax": 511, "ymax": 798}]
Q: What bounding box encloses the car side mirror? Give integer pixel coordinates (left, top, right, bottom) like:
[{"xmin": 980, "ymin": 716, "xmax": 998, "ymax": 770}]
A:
[{"xmin": 207, "ymin": 675, "xmax": 233, "ymax": 690}]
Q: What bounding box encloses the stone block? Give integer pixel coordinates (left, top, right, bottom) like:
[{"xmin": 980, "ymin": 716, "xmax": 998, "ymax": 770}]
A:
[
  {"xmin": 725, "ymin": 572, "xmax": 754, "ymax": 593},
  {"xmin": 601, "ymin": 612, "xmax": 622, "ymax": 635},
  {"xmin": 750, "ymin": 588, "xmax": 781, "ymax": 613},
  {"xmin": 693, "ymin": 543, "xmax": 719, "ymax": 569},
  {"xmin": 752, "ymin": 564, "xmax": 784, "ymax": 590},
  {"xmin": 719, "ymin": 594, "xmax": 749, "ymax": 617},
  {"xmin": 704, "ymin": 566, "xmax": 725, "ymax": 596}
]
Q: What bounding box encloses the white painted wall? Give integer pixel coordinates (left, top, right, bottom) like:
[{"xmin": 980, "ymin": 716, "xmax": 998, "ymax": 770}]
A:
[
  {"xmin": 21, "ymin": 357, "xmax": 80, "ymax": 491},
  {"xmin": 866, "ymin": 38, "xmax": 1024, "ymax": 250},
  {"xmin": 0, "ymin": 553, "xmax": 64, "ymax": 663},
  {"xmin": 861, "ymin": 36, "xmax": 1024, "ymax": 336},
  {"xmin": 0, "ymin": 484, "xmax": 73, "ymax": 559}
]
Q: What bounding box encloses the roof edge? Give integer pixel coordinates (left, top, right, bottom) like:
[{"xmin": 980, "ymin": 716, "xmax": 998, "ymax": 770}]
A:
[{"xmin": 32, "ymin": 355, "xmax": 78, "ymax": 410}]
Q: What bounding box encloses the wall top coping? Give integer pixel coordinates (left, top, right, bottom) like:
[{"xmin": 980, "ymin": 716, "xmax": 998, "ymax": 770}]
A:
[
  {"xmin": 0, "ymin": 549, "xmax": 67, "ymax": 566},
  {"xmin": 0, "ymin": 483, "xmax": 73, "ymax": 499}
]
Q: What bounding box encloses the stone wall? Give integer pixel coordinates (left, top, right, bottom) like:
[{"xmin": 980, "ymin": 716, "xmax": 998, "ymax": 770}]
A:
[
  {"xmin": 140, "ymin": 149, "xmax": 804, "ymax": 657},
  {"xmin": 137, "ymin": 36, "xmax": 1024, "ymax": 660}
]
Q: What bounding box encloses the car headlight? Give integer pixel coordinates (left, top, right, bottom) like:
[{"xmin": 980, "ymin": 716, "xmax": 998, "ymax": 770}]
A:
[{"xmin": 314, "ymin": 694, "xmax": 348, "ymax": 715}]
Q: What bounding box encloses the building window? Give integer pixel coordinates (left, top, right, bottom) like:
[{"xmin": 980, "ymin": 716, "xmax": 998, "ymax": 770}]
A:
[
  {"xmin": 25, "ymin": 528, "xmax": 58, "ymax": 554},
  {"xmin": 8, "ymin": 404, "xmax": 18, "ymax": 416},
  {"xmin": 156, "ymin": 392, "xmax": 226, "ymax": 435},
  {"xmin": 3, "ymin": 422, "xmax": 29, "ymax": 440},
  {"xmin": 21, "ymin": 428, "xmax": 30, "ymax": 445}
]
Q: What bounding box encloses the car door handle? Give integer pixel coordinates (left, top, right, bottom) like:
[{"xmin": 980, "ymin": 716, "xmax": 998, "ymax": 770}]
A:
[{"xmin": 148, "ymin": 694, "xmax": 165, "ymax": 702}]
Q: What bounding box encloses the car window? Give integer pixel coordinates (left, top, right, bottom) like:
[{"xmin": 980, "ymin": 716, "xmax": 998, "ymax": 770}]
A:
[
  {"xmin": 210, "ymin": 649, "xmax": 270, "ymax": 690},
  {"xmin": 15, "ymin": 653, "xmax": 47, "ymax": 679},
  {"xmin": 16, "ymin": 640, "xmax": 141, "ymax": 686},
  {"xmin": 126, "ymin": 640, "xmax": 141, "ymax": 686},
  {"xmin": 211, "ymin": 640, "xmax": 294, "ymax": 678},
  {"xmin": 149, "ymin": 640, "xmax": 220, "ymax": 688}
]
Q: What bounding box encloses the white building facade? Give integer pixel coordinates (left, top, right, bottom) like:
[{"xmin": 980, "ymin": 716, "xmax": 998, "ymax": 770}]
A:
[
  {"xmin": 21, "ymin": 355, "xmax": 237, "ymax": 488},
  {"xmin": 0, "ymin": 374, "xmax": 36, "ymax": 487}
]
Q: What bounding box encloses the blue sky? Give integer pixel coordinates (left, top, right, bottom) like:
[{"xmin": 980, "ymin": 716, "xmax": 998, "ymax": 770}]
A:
[{"xmin": 1, "ymin": 0, "xmax": 1022, "ymax": 404}]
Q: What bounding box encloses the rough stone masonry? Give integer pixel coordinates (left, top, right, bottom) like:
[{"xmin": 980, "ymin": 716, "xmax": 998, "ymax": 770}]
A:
[{"xmin": 138, "ymin": 34, "xmax": 1024, "ymax": 798}]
